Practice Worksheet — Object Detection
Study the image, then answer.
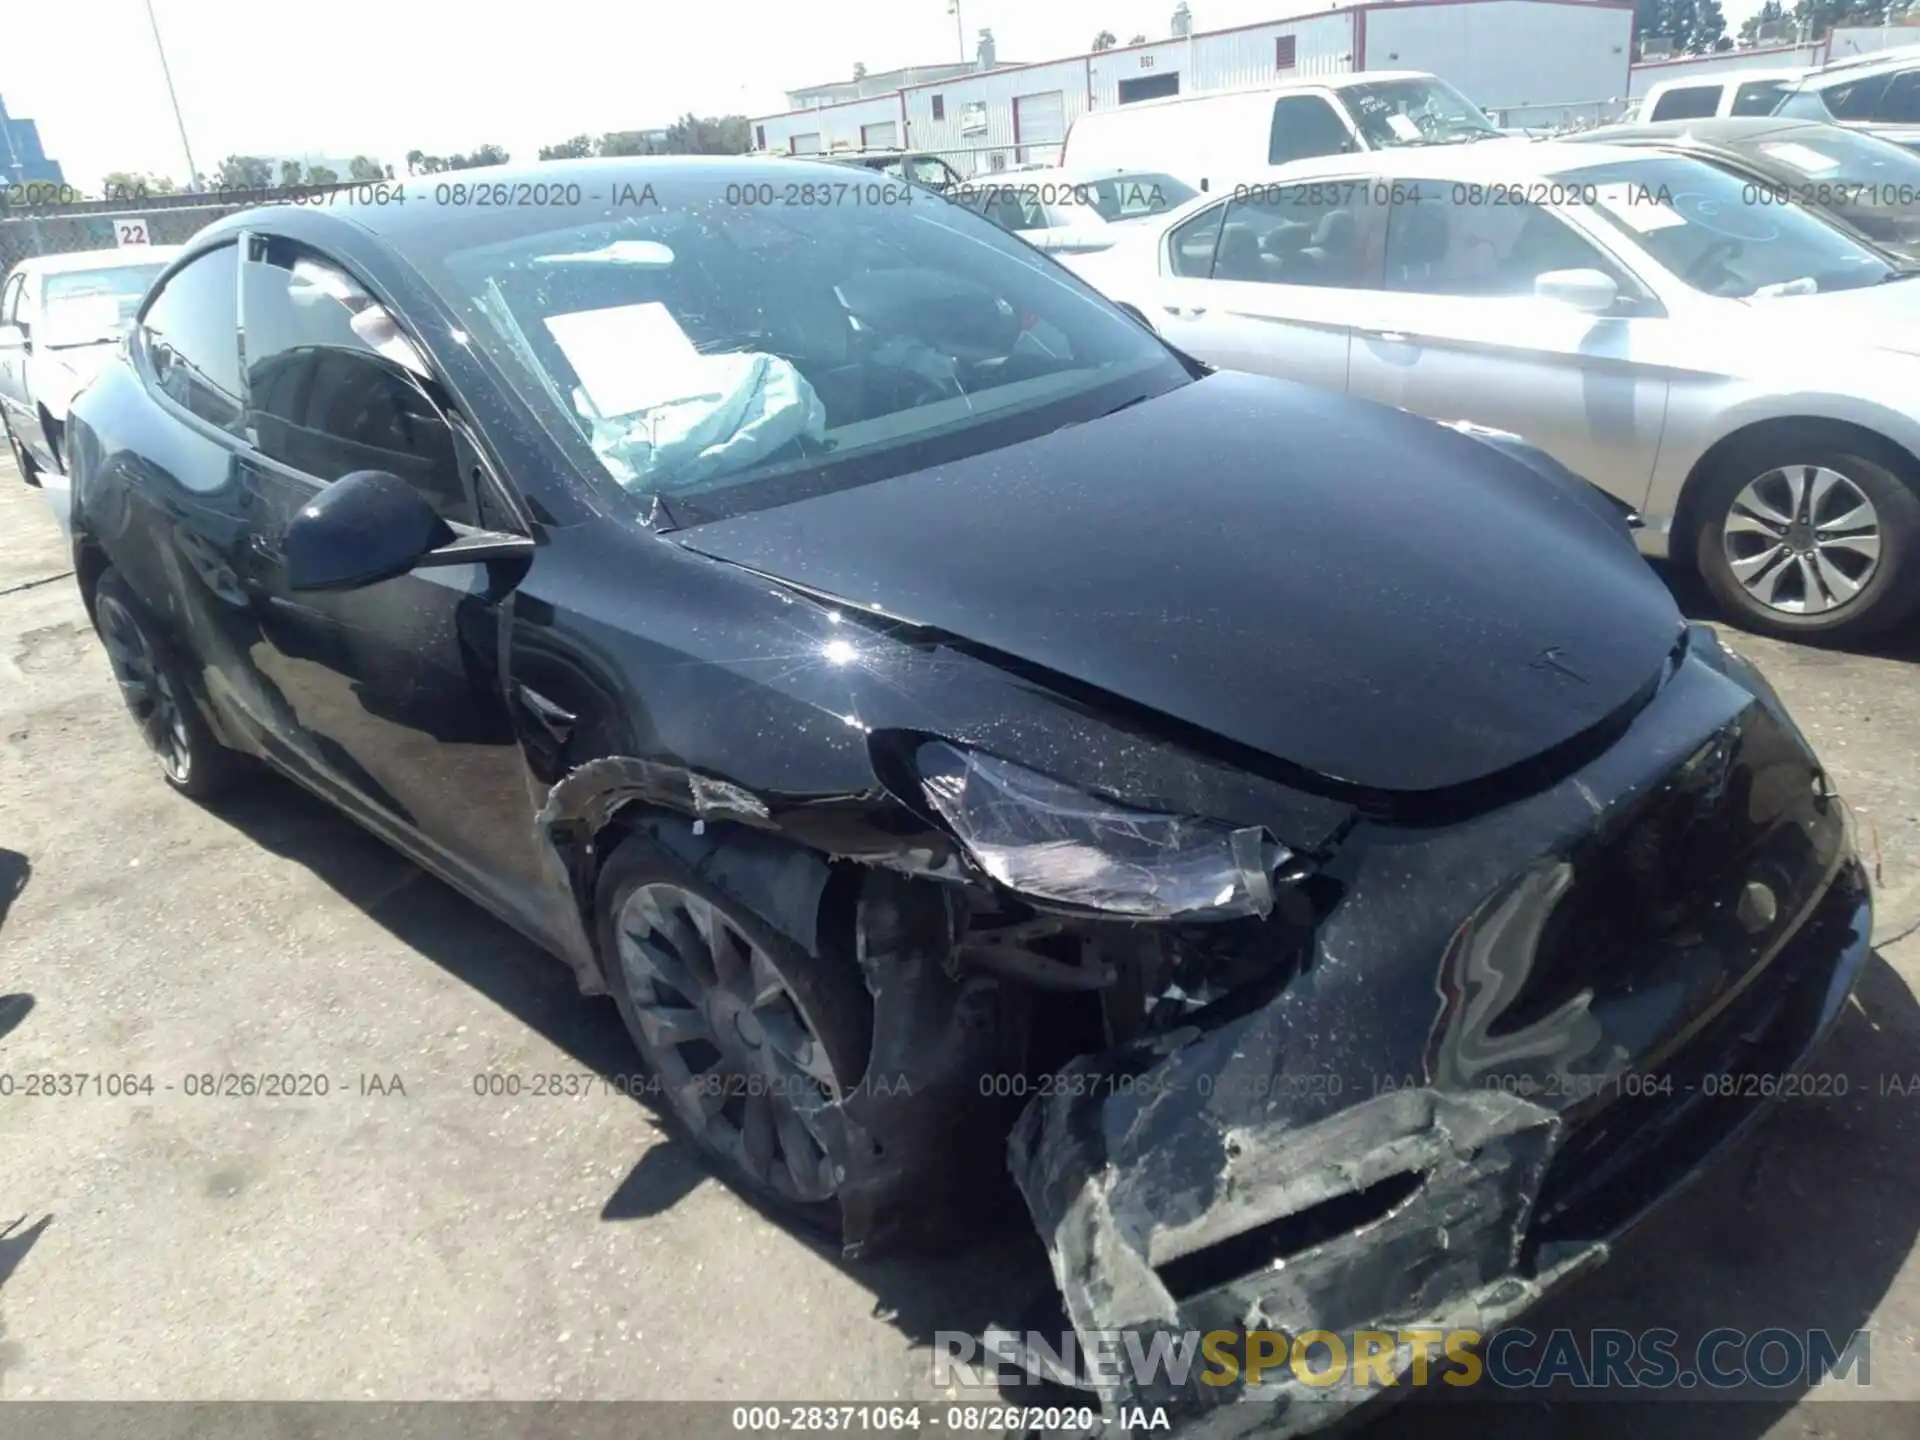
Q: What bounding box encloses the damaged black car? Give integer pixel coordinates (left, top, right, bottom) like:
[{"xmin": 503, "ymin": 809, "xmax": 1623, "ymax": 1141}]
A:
[{"xmin": 66, "ymin": 158, "xmax": 1871, "ymax": 1434}]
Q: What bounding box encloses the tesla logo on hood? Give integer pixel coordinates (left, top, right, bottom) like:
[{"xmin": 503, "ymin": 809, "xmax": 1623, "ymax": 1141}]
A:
[{"xmin": 1531, "ymin": 647, "xmax": 1588, "ymax": 685}]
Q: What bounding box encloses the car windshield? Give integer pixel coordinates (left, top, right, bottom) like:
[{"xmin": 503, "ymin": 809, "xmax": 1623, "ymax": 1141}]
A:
[
  {"xmin": 41, "ymin": 262, "xmax": 169, "ymax": 346},
  {"xmin": 1342, "ymin": 77, "xmax": 1500, "ymax": 146},
  {"xmin": 1735, "ymin": 125, "xmax": 1920, "ymax": 240},
  {"xmin": 1077, "ymin": 172, "xmax": 1198, "ymax": 221},
  {"xmin": 1568, "ymin": 154, "xmax": 1899, "ymax": 296},
  {"xmin": 423, "ymin": 177, "xmax": 1187, "ymax": 519}
]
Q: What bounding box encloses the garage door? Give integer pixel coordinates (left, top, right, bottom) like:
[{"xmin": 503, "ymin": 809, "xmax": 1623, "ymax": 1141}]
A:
[
  {"xmin": 790, "ymin": 132, "xmax": 823, "ymax": 154},
  {"xmin": 861, "ymin": 120, "xmax": 899, "ymax": 150},
  {"xmin": 1014, "ymin": 91, "xmax": 1066, "ymax": 166}
]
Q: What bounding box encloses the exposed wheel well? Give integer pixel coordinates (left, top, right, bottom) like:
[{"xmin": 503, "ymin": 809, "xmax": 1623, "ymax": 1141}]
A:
[
  {"xmin": 1672, "ymin": 417, "xmax": 1920, "ymax": 568},
  {"xmin": 37, "ymin": 405, "xmax": 62, "ymax": 461}
]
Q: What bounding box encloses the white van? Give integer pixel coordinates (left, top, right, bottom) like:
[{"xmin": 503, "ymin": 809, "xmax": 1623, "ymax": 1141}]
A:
[
  {"xmin": 1637, "ymin": 68, "xmax": 1805, "ymax": 123},
  {"xmin": 1061, "ymin": 71, "xmax": 1501, "ymax": 192}
]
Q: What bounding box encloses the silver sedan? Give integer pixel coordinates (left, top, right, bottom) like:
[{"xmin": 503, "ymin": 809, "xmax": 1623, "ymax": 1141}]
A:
[{"xmin": 1065, "ymin": 140, "xmax": 1920, "ymax": 641}]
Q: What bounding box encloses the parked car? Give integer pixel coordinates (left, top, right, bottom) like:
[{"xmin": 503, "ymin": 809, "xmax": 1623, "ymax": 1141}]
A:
[
  {"xmin": 810, "ymin": 148, "xmax": 964, "ymax": 192},
  {"xmin": 1060, "ymin": 70, "xmax": 1502, "ymax": 193},
  {"xmin": 65, "ymin": 158, "xmax": 1868, "ymax": 1431},
  {"xmin": 948, "ymin": 167, "xmax": 1198, "ymax": 252},
  {"xmin": 1065, "ymin": 138, "xmax": 1920, "ymax": 641},
  {"xmin": 0, "ymin": 245, "xmax": 180, "ymax": 485},
  {"xmin": 1773, "ymin": 45, "xmax": 1920, "ymax": 152},
  {"xmin": 1638, "ymin": 68, "xmax": 1807, "ymax": 124},
  {"xmin": 1573, "ymin": 115, "xmax": 1920, "ymax": 263}
]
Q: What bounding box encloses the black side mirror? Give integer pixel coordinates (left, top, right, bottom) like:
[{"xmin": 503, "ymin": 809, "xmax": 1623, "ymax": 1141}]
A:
[{"xmin": 283, "ymin": 469, "xmax": 455, "ymax": 592}]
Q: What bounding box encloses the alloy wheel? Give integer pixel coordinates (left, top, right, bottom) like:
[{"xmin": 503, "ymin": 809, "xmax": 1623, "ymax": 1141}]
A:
[
  {"xmin": 1722, "ymin": 464, "xmax": 1881, "ymax": 617},
  {"xmin": 95, "ymin": 593, "xmax": 192, "ymax": 783},
  {"xmin": 615, "ymin": 882, "xmax": 844, "ymax": 1202}
]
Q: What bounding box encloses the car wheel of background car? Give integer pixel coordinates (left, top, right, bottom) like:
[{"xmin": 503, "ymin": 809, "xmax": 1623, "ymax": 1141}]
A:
[
  {"xmin": 3, "ymin": 416, "xmax": 39, "ymax": 488},
  {"xmin": 1695, "ymin": 439, "xmax": 1920, "ymax": 643},
  {"xmin": 91, "ymin": 569, "xmax": 251, "ymax": 799},
  {"xmin": 595, "ymin": 835, "xmax": 873, "ymax": 1230}
]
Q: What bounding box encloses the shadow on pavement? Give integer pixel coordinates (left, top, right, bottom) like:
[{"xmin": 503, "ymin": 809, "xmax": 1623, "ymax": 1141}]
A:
[
  {"xmin": 198, "ymin": 773, "xmax": 1047, "ymax": 1354},
  {"xmin": 1360, "ymin": 949, "xmax": 1920, "ymax": 1440},
  {"xmin": 0, "ymin": 848, "xmax": 28, "ymax": 930},
  {"xmin": 1650, "ymin": 561, "xmax": 1920, "ymax": 665}
]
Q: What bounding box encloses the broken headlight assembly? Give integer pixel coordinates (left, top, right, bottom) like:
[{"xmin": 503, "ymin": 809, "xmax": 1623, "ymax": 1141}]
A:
[{"xmin": 915, "ymin": 741, "xmax": 1287, "ymax": 921}]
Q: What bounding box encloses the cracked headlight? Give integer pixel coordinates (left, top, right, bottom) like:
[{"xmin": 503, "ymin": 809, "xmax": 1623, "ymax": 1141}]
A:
[{"xmin": 916, "ymin": 741, "xmax": 1284, "ymax": 920}]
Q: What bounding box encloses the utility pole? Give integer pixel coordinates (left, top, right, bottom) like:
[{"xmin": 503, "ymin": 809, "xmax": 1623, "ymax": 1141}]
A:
[
  {"xmin": 949, "ymin": 0, "xmax": 967, "ymax": 64},
  {"xmin": 144, "ymin": 0, "xmax": 200, "ymax": 188}
]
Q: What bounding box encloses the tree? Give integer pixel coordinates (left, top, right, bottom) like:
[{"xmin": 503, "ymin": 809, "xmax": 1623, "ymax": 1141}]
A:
[
  {"xmin": 347, "ymin": 155, "xmax": 384, "ymax": 181},
  {"xmin": 1689, "ymin": 0, "xmax": 1728, "ymax": 51},
  {"xmin": 1738, "ymin": 0, "xmax": 1785, "ymax": 43},
  {"xmin": 853, "ymin": 61, "xmax": 868, "ymax": 79},
  {"xmin": 661, "ymin": 113, "xmax": 753, "ymax": 155},
  {"xmin": 443, "ymin": 143, "xmax": 509, "ymax": 170},
  {"xmin": 538, "ymin": 134, "xmax": 596, "ymax": 160},
  {"xmin": 305, "ymin": 164, "xmax": 339, "ymax": 186},
  {"xmin": 279, "ymin": 159, "xmax": 303, "ymax": 187},
  {"xmin": 1092, "ymin": 30, "xmax": 1117, "ymax": 50},
  {"xmin": 598, "ymin": 130, "xmax": 659, "ymax": 156},
  {"xmin": 405, "ymin": 148, "xmax": 427, "ymax": 174},
  {"xmin": 216, "ymin": 154, "xmax": 274, "ymax": 188},
  {"xmin": 1127, "ymin": 32, "xmax": 1147, "ymax": 43},
  {"xmin": 100, "ymin": 170, "xmax": 177, "ymax": 197}
]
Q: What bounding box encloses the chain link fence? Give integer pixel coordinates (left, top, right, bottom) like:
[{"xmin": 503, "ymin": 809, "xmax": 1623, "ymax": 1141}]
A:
[{"xmin": 0, "ymin": 183, "xmax": 369, "ymax": 276}]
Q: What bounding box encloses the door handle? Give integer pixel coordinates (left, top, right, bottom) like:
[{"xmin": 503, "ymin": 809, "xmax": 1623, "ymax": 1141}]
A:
[
  {"xmin": 1361, "ymin": 328, "xmax": 1412, "ymax": 344},
  {"xmin": 1160, "ymin": 305, "xmax": 1207, "ymax": 319}
]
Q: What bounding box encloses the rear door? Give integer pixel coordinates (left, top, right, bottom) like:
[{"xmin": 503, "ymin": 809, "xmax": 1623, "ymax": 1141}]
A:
[
  {"xmin": 1138, "ymin": 180, "xmax": 1382, "ymax": 394},
  {"xmin": 1344, "ymin": 187, "xmax": 1671, "ymax": 506},
  {"xmin": 230, "ymin": 232, "xmax": 552, "ymax": 910}
]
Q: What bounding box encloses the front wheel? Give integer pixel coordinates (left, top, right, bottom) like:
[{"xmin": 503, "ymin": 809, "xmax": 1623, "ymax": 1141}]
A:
[
  {"xmin": 92, "ymin": 569, "xmax": 251, "ymax": 798},
  {"xmin": 595, "ymin": 836, "xmax": 873, "ymax": 1231},
  {"xmin": 1695, "ymin": 444, "xmax": 1920, "ymax": 643}
]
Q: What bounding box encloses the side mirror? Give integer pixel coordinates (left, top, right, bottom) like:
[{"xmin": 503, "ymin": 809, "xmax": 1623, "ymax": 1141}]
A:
[
  {"xmin": 1534, "ymin": 268, "xmax": 1620, "ymax": 314},
  {"xmin": 0, "ymin": 324, "xmax": 27, "ymax": 350},
  {"xmin": 282, "ymin": 469, "xmax": 455, "ymax": 592}
]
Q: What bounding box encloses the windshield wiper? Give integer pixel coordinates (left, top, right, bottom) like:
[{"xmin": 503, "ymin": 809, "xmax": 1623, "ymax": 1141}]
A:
[{"xmin": 1879, "ymin": 266, "xmax": 1920, "ymax": 284}]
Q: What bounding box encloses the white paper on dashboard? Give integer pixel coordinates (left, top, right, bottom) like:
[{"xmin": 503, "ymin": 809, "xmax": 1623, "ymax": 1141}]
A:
[
  {"xmin": 1592, "ymin": 183, "xmax": 1687, "ymax": 233},
  {"xmin": 1386, "ymin": 113, "xmax": 1423, "ymax": 142},
  {"xmin": 1757, "ymin": 142, "xmax": 1841, "ymax": 176},
  {"xmin": 544, "ymin": 302, "xmax": 706, "ymax": 418}
]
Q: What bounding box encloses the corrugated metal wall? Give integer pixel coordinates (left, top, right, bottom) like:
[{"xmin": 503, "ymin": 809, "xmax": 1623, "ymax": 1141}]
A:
[
  {"xmin": 902, "ymin": 61, "xmax": 1090, "ymax": 174},
  {"xmin": 1087, "ymin": 16, "xmax": 1357, "ymax": 105},
  {"xmin": 756, "ymin": 95, "xmax": 903, "ymax": 154},
  {"xmin": 1365, "ymin": 2, "xmax": 1634, "ymax": 115}
]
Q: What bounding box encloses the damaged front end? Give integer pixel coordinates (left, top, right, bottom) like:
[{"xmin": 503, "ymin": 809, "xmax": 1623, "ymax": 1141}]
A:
[{"xmin": 1003, "ymin": 626, "xmax": 1871, "ymax": 1436}]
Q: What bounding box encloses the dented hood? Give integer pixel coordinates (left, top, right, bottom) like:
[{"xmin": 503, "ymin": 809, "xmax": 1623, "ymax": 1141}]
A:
[{"xmin": 677, "ymin": 372, "xmax": 1682, "ymax": 795}]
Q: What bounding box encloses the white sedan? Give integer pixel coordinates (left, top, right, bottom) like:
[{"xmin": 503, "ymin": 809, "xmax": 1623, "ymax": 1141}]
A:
[
  {"xmin": 1064, "ymin": 140, "xmax": 1920, "ymax": 642},
  {"xmin": 1, "ymin": 247, "xmax": 181, "ymax": 511}
]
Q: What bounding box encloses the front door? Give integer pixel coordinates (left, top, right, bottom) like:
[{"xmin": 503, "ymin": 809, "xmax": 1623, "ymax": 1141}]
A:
[
  {"xmin": 232, "ymin": 233, "xmax": 553, "ymax": 917},
  {"xmin": 1345, "ymin": 189, "xmax": 1671, "ymax": 508}
]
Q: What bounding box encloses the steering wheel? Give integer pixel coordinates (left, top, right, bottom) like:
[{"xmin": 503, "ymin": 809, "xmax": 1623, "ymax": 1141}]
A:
[{"xmin": 1681, "ymin": 238, "xmax": 1744, "ymax": 293}]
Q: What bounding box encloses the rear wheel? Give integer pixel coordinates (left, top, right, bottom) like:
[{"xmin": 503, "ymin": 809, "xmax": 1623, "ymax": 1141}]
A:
[
  {"xmin": 92, "ymin": 569, "xmax": 250, "ymax": 798},
  {"xmin": 595, "ymin": 836, "xmax": 872, "ymax": 1230},
  {"xmin": 1694, "ymin": 441, "xmax": 1920, "ymax": 643}
]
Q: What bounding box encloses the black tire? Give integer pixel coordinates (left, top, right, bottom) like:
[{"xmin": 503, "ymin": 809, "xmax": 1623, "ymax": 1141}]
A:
[
  {"xmin": 92, "ymin": 568, "xmax": 251, "ymax": 799},
  {"xmin": 3, "ymin": 415, "xmax": 39, "ymax": 488},
  {"xmin": 594, "ymin": 833, "xmax": 873, "ymax": 1232},
  {"xmin": 1693, "ymin": 437, "xmax": 1920, "ymax": 644}
]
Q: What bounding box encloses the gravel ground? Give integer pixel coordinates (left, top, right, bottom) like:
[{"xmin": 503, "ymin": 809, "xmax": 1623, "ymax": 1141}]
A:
[{"xmin": 3, "ymin": 454, "xmax": 1919, "ymax": 1439}]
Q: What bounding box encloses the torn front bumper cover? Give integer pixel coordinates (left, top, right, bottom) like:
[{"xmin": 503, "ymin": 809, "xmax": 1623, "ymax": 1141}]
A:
[{"xmin": 1007, "ymin": 650, "xmax": 1874, "ymax": 1436}]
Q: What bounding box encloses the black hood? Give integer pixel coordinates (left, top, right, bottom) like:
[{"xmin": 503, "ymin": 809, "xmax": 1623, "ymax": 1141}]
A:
[{"xmin": 677, "ymin": 372, "xmax": 1682, "ymax": 795}]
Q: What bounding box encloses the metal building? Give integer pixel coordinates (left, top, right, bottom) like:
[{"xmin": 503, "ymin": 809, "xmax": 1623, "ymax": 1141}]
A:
[{"xmin": 754, "ymin": 0, "xmax": 1637, "ymax": 174}]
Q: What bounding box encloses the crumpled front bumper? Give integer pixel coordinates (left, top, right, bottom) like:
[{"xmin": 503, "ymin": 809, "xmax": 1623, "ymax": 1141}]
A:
[{"xmin": 1008, "ymin": 632, "xmax": 1872, "ymax": 1437}]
